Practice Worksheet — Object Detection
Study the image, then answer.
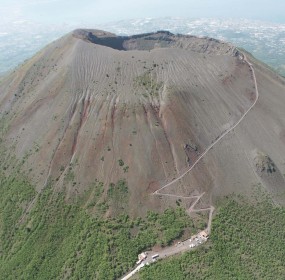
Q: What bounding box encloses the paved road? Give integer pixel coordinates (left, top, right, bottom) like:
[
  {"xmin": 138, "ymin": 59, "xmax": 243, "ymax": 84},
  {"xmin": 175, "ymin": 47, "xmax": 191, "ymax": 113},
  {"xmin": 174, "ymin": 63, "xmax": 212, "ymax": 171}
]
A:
[
  {"xmin": 121, "ymin": 232, "xmax": 208, "ymax": 280},
  {"xmin": 120, "ymin": 192, "xmax": 213, "ymax": 280},
  {"xmin": 206, "ymin": 206, "xmax": 215, "ymax": 234},
  {"xmin": 121, "ymin": 263, "xmax": 145, "ymax": 280},
  {"xmin": 145, "ymin": 235, "xmax": 207, "ymax": 262}
]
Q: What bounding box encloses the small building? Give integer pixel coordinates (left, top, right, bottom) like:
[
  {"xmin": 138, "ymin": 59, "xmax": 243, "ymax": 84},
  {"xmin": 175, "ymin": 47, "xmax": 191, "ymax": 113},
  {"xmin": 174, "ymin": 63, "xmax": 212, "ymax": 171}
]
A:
[
  {"xmin": 200, "ymin": 230, "xmax": 209, "ymax": 239},
  {"xmin": 136, "ymin": 252, "xmax": 147, "ymax": 264}
]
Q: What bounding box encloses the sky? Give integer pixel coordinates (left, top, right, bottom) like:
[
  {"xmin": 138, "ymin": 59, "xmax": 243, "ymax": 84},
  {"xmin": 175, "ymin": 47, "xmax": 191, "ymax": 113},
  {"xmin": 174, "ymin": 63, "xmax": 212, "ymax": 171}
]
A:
[{"xmin": 0, "ymin": 0, "xmax": 285, "ymax": 26}]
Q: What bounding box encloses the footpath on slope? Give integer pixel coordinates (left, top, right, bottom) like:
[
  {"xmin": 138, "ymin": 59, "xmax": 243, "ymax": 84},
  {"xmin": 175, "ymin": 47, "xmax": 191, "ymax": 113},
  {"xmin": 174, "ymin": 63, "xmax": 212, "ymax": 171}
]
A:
[
  {"xmin": 121, "ymin": 52, "xmax": 259, "ymax": 280},
  {"xmin": 154, "ymin": 54, "xmax": 259, "ymax": 195}
]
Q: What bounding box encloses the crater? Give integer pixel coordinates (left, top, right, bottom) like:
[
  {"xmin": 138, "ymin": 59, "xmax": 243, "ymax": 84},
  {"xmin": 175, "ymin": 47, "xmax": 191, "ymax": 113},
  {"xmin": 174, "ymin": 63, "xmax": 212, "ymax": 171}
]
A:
[{"xmin": 73, "ymin": 29, "xmax": 178, "ymax": 51}]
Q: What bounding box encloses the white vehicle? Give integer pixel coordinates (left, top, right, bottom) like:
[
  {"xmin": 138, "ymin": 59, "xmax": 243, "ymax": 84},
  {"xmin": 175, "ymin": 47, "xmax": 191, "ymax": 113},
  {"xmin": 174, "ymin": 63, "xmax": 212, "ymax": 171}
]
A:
[{"xmin": 152, "ymin": 254, "xmax": 159, "ymax": 259}]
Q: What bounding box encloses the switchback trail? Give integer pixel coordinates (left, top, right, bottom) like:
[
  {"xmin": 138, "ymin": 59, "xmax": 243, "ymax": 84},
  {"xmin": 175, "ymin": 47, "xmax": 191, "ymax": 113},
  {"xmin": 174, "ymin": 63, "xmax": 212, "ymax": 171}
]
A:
[
  {"xmin": 121, "ymin": 52, "xmax": 259, "ymax": 280},
  {"xmin": 153, "ymin": 51, "xmax": 258, "ymax": 241}
]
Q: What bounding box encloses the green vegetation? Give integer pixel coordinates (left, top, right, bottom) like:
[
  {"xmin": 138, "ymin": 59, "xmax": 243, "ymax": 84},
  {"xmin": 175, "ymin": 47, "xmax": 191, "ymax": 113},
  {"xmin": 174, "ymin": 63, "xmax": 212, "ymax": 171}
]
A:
[
  {"xmin": 138, "ymin": 196, "xmax": 285, "ymax": 280},
  {"xmin": 146, "ymin": 208, "xmax": 198, "ymax": 247},
  {"xmin": 117, "ymin": 159, "xmax": 129, "ymax": 173},
  {"xmin": 85, "ymin": 180, "xmax": 104, "ymax": 209},
  {"xmin": 0, "ymin": 173, "xmax": 204, "ymax": 280},
  {"xmin": 108, "ymin": 179, "xmax": 128, "ymax": 198},
  {"xmin": 0, "ymin": 173, "xmax": 36, "ymax": 255},
  {"xmin": 134, "ymin": 71, "xmax": 163, "ymax": 97},
  {"xmin": 107, "ymin": 179, "xmax": 129, "ymax": 214},
  {"xmin": 64, "ymin": 167, "xmax": 75, "ymax": 182}
]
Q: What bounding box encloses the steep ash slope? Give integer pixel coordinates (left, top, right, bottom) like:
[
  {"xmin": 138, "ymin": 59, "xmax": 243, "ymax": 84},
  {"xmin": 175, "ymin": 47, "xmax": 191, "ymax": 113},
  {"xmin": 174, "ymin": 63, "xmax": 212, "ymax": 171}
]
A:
[{"xmin": 0, "ymin": 30, "xmax": 285, "ymax": 217}]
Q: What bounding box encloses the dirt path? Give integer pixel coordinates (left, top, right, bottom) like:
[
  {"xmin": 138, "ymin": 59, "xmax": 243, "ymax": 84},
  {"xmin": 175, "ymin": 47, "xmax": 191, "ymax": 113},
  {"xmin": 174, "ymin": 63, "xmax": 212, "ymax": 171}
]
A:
[
  {"xmin": 154, "ymin": 54, "xmax": 259, "ymax": 196},
  {"xmin": 150, "ymin": 51, "xmax": 258, "ymax": 242},
  {"xmin": 188, "ymin": 192, "xmax": 205, "ymax": 211},
  {"xmin": 120, "ymin": 52, "xmax": 259, "ymax": 280},
  {"xmin": 153, "ymin": 52, "xmax": 258, "ymax": 228}
]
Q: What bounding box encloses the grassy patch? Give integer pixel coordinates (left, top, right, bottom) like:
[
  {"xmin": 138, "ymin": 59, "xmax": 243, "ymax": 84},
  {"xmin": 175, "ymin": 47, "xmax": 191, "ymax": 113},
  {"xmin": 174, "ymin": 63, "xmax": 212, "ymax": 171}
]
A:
[
  {"xmin": 107, "ymin": 179, "xmax": 128, "ymax": 198},
  {"xmin": 83, "ymin": 180, "xmax": 104, "ymax": 210},
  {"xmin": 134, "ymin": 71, "xmax": 163, "ymax": 97},
  {"xmin": 107, "ymin": 179, "xmax": 129, "ymax": 214}
]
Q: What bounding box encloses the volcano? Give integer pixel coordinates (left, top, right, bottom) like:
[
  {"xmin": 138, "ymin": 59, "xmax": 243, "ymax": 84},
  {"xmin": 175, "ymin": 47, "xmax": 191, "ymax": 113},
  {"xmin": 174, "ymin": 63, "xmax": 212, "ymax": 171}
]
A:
[{"xmin": 1, "ymin": 29, "xmax": 285, "ymax": 218}]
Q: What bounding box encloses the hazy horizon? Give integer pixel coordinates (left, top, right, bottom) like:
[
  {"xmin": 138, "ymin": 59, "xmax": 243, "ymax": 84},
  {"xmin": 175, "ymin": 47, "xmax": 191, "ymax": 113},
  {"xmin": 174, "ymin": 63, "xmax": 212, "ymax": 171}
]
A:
[
  {"xmin": 1, "ymin": 0, "xmax": 284, "ymax": 76},
  {"xmin": 1, "ymin": 0, "xmax": 285, "ymax": 26}
]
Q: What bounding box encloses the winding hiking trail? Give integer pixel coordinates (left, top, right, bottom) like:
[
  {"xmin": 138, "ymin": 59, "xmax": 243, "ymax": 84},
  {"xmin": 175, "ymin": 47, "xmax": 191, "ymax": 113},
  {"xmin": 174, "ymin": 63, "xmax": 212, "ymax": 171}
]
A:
[
  {"xmin": 152, "ymin": 51, "xmax": 258, "ymax": 245},
  {"xmin": 152, "ymin": 52, "xmax": 258, "ymax": 243},
  {"xmin": 121, "ymin": 52, "xmax": 259, "ymax": 280},
  {"xmin": 154, "ymin": 52, "xmax": 258, "ymax": 222},
  {"xmin": 154, "ymin": 54, "xmax": 258, "ymax": 196}
]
